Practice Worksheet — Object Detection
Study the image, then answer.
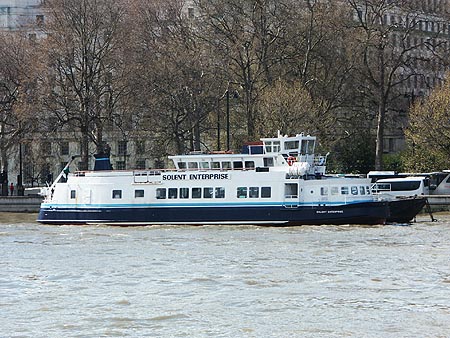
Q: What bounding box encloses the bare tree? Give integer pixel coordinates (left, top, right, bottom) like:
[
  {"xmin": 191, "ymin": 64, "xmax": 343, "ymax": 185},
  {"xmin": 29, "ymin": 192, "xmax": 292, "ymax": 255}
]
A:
[
  {"xmin": 38, "ymin": 0, "xmax": 130, "ymax": 169},
  {"xmin": 128, "ymin": 0, "xmax": 219, "ymax": 155},
  {"xmin": 0, "ymin": 32, "xmax": 37, "ymax": 179},
  {"xmin": 347, "ymin": 0, "xmax": 434, "ymax": 170}
]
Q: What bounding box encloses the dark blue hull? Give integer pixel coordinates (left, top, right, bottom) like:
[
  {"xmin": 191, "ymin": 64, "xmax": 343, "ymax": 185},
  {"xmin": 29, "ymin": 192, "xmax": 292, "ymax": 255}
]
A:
[{"xmin": 37, "ymin": 201, "xmax": 389, "ymax": 226}]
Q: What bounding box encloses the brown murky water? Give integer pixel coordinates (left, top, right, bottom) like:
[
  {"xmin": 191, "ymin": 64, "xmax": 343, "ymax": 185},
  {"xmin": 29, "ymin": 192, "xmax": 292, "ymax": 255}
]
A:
[{"xmin": 1, "ymin": 213, "xmax": 449, "ymax": 337}]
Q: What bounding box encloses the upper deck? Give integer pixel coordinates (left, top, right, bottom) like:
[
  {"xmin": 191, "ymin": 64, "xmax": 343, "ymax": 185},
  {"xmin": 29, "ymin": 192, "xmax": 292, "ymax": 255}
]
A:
[{"xmin": 169, "ymin": 132, "xmax": 327, "ymax": 176}]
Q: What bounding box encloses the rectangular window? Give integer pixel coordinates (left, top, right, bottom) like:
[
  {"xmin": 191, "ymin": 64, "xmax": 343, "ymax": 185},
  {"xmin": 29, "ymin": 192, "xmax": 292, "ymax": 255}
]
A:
[
  {"xmin": 188, "ymin": 162, "xmax": 198, "ymax": 169},
  {"xmin": 249, "ymin": 187, "xmax": 259, "ymax": 198},
  {"xmin": 211, "ymin": 162, "xmax": 220, "ymax": 169},
  {"xmin": 70, "ymin": 190, "xmax": 76, "ymax": 199},
  {"xmin": 351, "ymin": 186, "xmax": 358, "ymax": 195},
  {"xmin": 341, "ymin": 187, "xmax": 349, "ymax": 195},
  {"xmin": 178, "ymin": 162, "xmax": 187, "ymax": 169},
  {"xmin": 168, "ymin": 188, "xmax": 177, "ymax": 199},
  {"xmin": 321, "ymin": 187, "xmax": 328, "ymax": 196},
  {"xmin": 215, "ymin": 187, "xmax": 225, "ymax": 198},
  {"xmin": 116, "ymin": 161, "xmax": 126, "ymax": 170},
  {"xmin": 359, "ymin": 186, "xmax": 366, "ymax": 195},
  {"xmin": 200, "ymin": 162, "xmax": 210, "ymax": 169},
  {"xmin": 135, "ymin": 189, "xmax": 144, "ymax": 198},
  {"xmin": 237, "ymin": 187, "xmax": 247, "ymax": 198},
  {"xmin": 261, "ymin": 187, "xmax": 271, "ymax": 198},
  {"xmin": 222, "ymin": 162, "xmax": 231, "ymax": 169},
  {"xmin": 41, "ymin": 141, "xmax": 52, "ymax": 155},
  {"xmin": 203, "ymin": 187, "xmax": 214, "ymax": 198},
  {"xmin": 284, "ymin": 141, "xmax": 299, "ymax": 150},
  {"xmin": 60, "ymin": 142, "xmax": 69, "ymax": 155},
  {"xmin": 180, "ymin": 188, "xmax": 189, "ymax": 199},
  {"xmin": 136, "ymin": 159, "xmax": 146, "ymax": 169},
  {"xmin": 192, "ymin": 187, "xmax": 202, "ymax": 198},
  {"xmin": 135, "ymin": 140, "xmax": 145, "ymax": 154},
  {"xmin": 245, "ymin": 161, "xmax": 255, "ymax": 169},
  {"xmin": 331, "ymin": 187, "xmax": 339, "ymax": 195},
  {"xmin": 118, "ymin": 141, "xmax": 128, "ymax": 155},
  {"xmin": 263, "ymin": 158, "xmax": 274, "ymax": 167},
  {"xmin": 112, "ymin": 190, "xmax": 122, "ymax": 199},
  {"xmin": 156, "ymin": 188, "xmax": 166, "ymax": 199},
  {"xmin": 233, "ymin": 161, "xmax": 243, "ymax": 169}
]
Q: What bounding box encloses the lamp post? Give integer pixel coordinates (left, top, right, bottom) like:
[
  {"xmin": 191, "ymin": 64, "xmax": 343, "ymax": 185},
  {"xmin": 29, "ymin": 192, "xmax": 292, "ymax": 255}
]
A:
[{"xmin": 17, "ymin": 142, "xmax": 24, "ymax": 196}]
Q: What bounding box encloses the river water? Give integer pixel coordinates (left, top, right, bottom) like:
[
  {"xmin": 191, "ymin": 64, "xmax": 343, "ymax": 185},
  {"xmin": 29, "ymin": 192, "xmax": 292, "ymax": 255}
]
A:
[{"xmin": 1, "ymin": 213, "xmax": 450, "ymax": 337}]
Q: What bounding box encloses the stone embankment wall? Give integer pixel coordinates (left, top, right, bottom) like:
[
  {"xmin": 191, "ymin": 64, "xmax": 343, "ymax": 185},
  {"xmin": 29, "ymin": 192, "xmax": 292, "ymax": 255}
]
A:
[{"xmin": 0, "ymin": 197, "xmax": 43, "ymax": 212}]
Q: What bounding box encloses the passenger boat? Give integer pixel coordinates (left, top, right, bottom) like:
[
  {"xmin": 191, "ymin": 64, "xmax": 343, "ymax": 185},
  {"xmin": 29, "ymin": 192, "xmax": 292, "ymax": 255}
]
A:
[{"xmin": 37, "ymin": 132, "xmax": 389, "ymax": 226}]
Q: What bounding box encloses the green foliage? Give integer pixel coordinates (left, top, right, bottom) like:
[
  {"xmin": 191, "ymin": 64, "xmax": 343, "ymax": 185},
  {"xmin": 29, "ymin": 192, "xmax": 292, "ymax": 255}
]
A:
[
  {"xmin": 404, "ymin": 76, "xmax": 450, "ymax": 172},
  {"xmin": 326, "ymin": 134, "xmax": 375, "ymax": 174}
]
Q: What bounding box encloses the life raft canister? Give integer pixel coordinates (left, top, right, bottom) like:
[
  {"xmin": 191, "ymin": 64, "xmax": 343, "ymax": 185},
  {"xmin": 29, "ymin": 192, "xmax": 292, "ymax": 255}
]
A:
[{"xmin": 287, "ymin": 156, "xmax": 296, "ymax": 166}]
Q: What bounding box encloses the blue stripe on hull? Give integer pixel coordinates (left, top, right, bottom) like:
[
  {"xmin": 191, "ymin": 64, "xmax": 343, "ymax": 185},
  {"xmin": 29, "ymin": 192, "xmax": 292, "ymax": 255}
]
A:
[{"xmin": 37, "ymin": 202, "xmax": 388, "ymax": 226}]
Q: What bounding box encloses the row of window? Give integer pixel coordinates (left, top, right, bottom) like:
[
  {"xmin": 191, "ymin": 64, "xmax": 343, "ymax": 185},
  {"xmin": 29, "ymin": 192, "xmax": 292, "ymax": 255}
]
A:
[
  {"xmin": 42, "ymin": 140, "xmax": 147, "ymax": 156},
  {"xmin": 320, "ymin": 186, "xmax": 371, "ymax": 196},
  {"xmin": 178, "ymin": 161, "xmax": 255, "ymax": 170},
  {"xmin": 70, "ymin": 186, "xmax": 273, "ymax": 200}
]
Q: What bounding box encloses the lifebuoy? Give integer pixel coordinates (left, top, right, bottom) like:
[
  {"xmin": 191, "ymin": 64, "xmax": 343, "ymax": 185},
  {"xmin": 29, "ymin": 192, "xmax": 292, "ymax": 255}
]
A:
[{"xmin": 287, "ymin": 156, "xmax": 296, "ymax": 166}]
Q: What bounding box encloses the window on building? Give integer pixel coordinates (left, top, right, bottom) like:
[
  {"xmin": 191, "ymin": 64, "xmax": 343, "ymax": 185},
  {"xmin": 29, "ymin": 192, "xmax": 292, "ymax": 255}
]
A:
[
  {"xmin": 60, "ymin": 142, "xmax": 69, "ymax": 155},
  {"xmin": 118, "ymin": 140, "xmax": 127, "ymax": 155},
  {"xmin": 41, "ymin": 141, "xmax": 52, "ymax": 155},
  {"xmin": 135, "ymin": 189, "xmax": 144, "ymax": 198},
  {"xmin": 188, "ymin": 7, "xmax": 194, "ymax": 18},
  {"xmin": 135, "ymin": 159, "xmax": 146, "ymax": 169},
  {"xmin": 36, "ymin": 14, "xmax": 44, "ymax": 25},
  {"xmin": 116, "ymin": 161, "xmax": 125, "ymax": 170},
  {"xmin": 135, "ymin": 140, "xmax": 145, "ymax": 154},
  {"xmin": 112, "ymin": 190, "xmax": 122, "ymax": 199}
]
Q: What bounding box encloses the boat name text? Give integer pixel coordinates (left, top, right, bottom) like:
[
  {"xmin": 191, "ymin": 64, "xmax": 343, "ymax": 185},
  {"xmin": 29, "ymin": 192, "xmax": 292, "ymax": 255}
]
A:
[{"xmin": 162, "ymin": 173, "xmax": 229, "ymax": 181}]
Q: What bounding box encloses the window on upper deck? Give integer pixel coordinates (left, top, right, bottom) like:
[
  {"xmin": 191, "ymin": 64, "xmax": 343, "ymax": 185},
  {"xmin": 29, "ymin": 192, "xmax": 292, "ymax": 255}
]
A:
[
  {"xmin": 245, "ymin": 161, "xmax": 255, "ymax": 169},
  {"xmin": 200, "ymin": 162, "xmax": 209, "ymax": 169},
  {"xmin": 188, "ymin": 162, "xmax": 198, "ymax": 169},
  {"xmin": 222, "ymin": 162, "xmax": 231, "ymax": 169},
  {"xmin": 263, "ymin": 158, "xmax": 274, "ymax": 167},
  {"xmin": 284, "ymin": 141, "xmax": 299, "ymax": 150},
  {"xmin": 211, "ymin": 162, "xmax": 220, "ymax": 169},
  {"xmin": 233, "ymin": 161, "xmax": 243, "ymax": 169},
  {"xmin": 178, "ymin": 162, "xmax": 186, "ymax": 169}
]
